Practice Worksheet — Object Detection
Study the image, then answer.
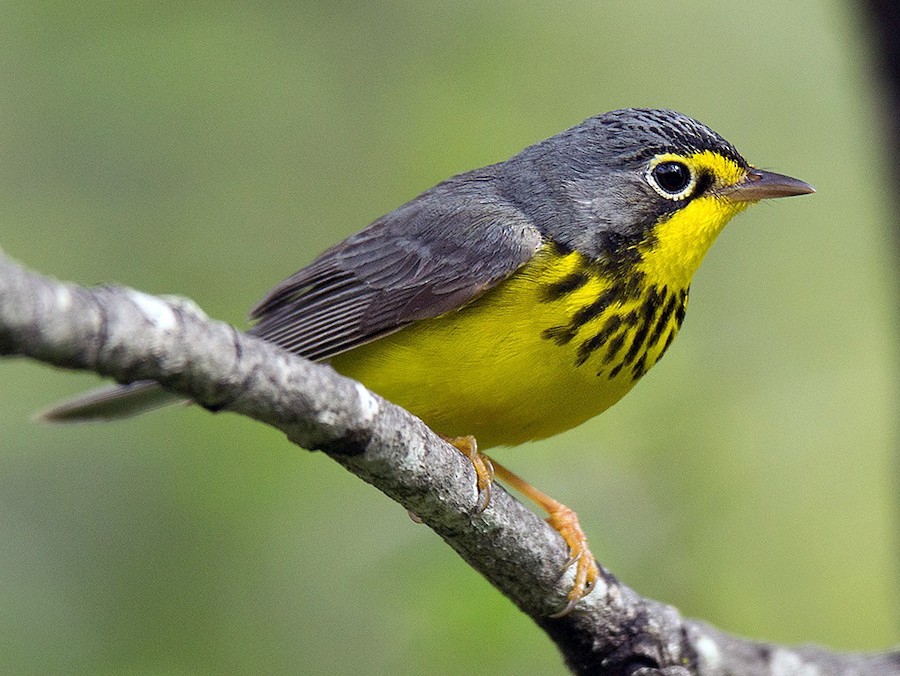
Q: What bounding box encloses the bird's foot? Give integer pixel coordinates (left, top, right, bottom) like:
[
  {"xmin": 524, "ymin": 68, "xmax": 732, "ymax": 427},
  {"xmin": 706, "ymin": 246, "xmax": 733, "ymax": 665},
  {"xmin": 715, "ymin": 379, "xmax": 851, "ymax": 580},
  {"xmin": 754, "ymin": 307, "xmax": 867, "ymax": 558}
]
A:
[{"xmin": 443, "ymin": 434, "xmax": 494, "ymax": 513}]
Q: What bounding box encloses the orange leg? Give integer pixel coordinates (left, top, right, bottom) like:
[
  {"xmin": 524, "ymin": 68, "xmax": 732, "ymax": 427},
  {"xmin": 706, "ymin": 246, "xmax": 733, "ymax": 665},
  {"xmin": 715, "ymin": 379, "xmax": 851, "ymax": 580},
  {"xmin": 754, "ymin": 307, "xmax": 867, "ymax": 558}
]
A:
[
  {"xmin": 490, "ymin": 457, "xmax": 601, "ymax": 617},
  {"xmin": 443, "ymin": 435, "xmax": 494, "ymax": 513},
  {"xmin": 444, "ymin": 436, "xmax": 600, "ymax": 616}
]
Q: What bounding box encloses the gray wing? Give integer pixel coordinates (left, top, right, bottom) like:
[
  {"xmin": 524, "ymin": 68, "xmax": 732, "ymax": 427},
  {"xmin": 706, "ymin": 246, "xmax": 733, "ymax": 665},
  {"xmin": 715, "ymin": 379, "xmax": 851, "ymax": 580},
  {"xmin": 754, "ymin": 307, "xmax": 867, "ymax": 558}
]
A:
[{"xmin": 249, "ymin": 173, "xmax": 542, "ymax": 362}]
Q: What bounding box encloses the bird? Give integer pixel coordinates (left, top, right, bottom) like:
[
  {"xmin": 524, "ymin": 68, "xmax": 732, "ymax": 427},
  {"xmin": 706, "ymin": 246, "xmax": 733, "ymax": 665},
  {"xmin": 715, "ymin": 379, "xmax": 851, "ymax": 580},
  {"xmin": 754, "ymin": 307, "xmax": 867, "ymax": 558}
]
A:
[{"xmin": 42, "ymin": 108, "xmax": 814, "ymax": 615}]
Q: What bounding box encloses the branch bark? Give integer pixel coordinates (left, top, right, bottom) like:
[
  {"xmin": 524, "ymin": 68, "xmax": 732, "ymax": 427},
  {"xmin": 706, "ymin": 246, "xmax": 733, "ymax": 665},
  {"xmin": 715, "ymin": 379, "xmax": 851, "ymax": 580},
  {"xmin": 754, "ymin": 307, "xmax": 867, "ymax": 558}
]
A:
[{"xmin": 1, "ymin": 250, "xmax": 897, "ymax": 675}]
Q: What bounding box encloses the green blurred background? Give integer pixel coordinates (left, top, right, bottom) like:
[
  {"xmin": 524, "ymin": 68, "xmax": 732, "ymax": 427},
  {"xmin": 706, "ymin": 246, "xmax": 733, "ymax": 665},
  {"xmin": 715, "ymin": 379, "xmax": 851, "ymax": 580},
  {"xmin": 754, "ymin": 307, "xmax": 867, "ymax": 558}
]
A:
[{"xmin": 1, "ymin": 2, "xmax": 897, "ymax": 673}]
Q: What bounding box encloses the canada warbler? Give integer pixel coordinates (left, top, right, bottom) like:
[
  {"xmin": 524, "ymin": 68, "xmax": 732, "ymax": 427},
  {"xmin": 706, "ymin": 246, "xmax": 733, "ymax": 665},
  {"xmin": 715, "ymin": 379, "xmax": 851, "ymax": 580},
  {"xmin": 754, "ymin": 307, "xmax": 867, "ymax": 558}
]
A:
[{"xmin": 43, "ymin": 108, "xmax": 814, "ymax": 614}]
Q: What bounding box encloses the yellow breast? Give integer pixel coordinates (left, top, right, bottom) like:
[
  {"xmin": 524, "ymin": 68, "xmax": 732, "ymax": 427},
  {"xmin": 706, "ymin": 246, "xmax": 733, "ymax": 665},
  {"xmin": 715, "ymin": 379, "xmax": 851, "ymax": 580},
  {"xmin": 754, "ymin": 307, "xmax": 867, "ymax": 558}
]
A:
[
  {"xmin": 326, "ymin": 149, "xmax": 752, "ymax": 448},
  {"xmin": 329, "ymin": 244, "xmax": 687, "ymax": 447}
]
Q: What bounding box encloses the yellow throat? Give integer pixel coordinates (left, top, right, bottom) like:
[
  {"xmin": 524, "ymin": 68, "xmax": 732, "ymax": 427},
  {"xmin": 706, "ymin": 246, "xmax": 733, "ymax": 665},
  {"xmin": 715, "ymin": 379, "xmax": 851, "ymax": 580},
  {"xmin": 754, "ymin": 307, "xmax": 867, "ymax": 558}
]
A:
[{"xmin": 330, "ymin": 150, "xmax": 752, "ymax": 448}]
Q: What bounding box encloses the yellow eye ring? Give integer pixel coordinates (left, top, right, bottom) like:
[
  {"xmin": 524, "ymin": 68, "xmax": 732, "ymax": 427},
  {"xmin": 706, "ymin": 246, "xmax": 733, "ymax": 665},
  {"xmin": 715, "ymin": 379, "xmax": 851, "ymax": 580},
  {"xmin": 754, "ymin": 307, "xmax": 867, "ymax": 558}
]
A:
[{"xmin": 646, "ymin": 156, "xmax": 697, "ymax": 201}]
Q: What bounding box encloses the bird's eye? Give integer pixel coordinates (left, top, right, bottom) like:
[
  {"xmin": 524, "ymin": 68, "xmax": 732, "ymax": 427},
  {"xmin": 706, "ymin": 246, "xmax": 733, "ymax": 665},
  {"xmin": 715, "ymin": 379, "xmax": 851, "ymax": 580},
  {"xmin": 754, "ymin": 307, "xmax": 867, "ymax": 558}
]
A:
[{"xmin": 647, "ymin": 160, "xmax": 696, "ymax": 200}]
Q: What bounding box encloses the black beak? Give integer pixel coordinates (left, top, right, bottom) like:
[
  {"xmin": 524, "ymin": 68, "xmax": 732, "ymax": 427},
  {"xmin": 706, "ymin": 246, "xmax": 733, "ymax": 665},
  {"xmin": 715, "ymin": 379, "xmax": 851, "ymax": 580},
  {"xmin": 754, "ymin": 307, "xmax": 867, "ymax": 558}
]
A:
[{"xmin": 719, "ymin": 169, "xmax": 815, "ymax": 201}]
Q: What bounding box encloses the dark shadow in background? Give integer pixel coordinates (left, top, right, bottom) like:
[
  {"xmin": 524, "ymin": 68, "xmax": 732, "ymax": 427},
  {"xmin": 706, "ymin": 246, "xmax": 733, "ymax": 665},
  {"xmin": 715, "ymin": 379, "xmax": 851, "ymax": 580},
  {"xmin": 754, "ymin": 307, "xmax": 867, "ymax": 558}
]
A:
[{"xmin": 859, "ymin": 0, "xmax": 900, "ymax": 603}]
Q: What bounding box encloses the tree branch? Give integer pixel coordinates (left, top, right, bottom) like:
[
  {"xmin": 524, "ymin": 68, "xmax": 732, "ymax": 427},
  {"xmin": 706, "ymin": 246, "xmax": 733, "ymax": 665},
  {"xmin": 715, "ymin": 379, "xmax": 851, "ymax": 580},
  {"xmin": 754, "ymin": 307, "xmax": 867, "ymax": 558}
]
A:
[{"xmin": 1, "ymin": 250, "xmax": 897, "ymax": 675}]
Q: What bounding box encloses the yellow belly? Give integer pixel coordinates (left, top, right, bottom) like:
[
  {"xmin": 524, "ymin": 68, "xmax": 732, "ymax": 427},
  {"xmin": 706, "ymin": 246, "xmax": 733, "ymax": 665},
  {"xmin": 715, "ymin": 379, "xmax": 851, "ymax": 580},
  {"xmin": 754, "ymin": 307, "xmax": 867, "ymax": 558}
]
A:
[{"xmin": 330, "ymin": 245, "xmax": 686, "ymax": 448}]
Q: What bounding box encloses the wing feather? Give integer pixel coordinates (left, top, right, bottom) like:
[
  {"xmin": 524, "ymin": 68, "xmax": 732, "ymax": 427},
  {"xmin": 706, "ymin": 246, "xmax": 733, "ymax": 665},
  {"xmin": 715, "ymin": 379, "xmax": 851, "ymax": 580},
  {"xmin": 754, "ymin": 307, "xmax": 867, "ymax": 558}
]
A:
[{"xmin": 249, "ymin": 171, "xmax": 542, "ymax": 362}]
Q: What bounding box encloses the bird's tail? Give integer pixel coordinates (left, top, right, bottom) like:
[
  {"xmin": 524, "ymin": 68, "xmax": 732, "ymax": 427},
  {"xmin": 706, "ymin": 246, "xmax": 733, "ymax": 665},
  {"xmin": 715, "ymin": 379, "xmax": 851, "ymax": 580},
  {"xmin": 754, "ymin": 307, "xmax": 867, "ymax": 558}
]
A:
[{"xmin": 38, "ymin": 381, "xmax": 184, "ymax": 423}]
